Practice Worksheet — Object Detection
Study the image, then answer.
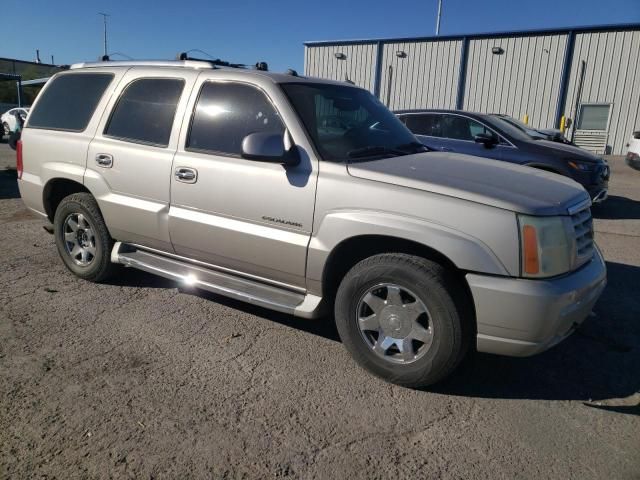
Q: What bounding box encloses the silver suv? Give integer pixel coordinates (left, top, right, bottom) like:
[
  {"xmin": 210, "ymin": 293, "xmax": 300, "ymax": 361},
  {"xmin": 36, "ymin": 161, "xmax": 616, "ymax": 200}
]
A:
[{"xmin": 17, "ymin": 60, "xmax": 606, "ymax": 387}]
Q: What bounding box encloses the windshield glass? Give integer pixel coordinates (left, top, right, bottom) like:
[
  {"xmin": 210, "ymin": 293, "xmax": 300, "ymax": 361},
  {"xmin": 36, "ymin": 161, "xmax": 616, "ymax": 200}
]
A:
[
  {"xmin": 281, "ymin": 82, "xmax": 419, "ymax": 161},
  {"xmin": 485, "ymin": 115, "xmax": 536, "ymax": 142},
  {"xmin": 501, "ymin": 115, "xmax": 545, "ymax": 137}
]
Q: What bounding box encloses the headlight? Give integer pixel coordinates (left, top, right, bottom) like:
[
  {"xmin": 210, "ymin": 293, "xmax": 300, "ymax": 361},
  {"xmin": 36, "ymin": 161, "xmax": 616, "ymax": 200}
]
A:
[
  {"xmin": 567, "ymin": 159, "xmax": 596, "ymax": 171},
  {"xmin": 517, "ymin": 214, "xmax": 575, "ymax": 278}
]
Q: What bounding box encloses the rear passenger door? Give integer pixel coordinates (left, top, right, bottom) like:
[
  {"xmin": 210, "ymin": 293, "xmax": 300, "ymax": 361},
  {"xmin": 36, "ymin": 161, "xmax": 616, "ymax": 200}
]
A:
[
  {"xmin": 85, "ymin": 69, "xmax": 198, "ymax": 252},
  {"xmin": 168, "ymin": 76, "xmax": 317, "ymax": 288}
]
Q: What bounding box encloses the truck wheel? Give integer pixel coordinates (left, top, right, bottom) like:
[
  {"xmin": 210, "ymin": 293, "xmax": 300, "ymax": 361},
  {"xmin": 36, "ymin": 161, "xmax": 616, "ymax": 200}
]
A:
[
  {"xmin": 53, "ymin": 192, "xmax": 117, "ymax": 282},
  {"xmin": 334, "ymin": 253, "xmax": 470, "ymax": 388}
]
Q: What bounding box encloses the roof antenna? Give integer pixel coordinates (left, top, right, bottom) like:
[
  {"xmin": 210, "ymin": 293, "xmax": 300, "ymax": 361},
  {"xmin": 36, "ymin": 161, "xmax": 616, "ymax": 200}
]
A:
[
  {"xmin": 255, "ymin": 62, "xmax": 268, "ymax": 71},
  {"xmin": 286, "ymin": 68, "xmax": 298, "ymax": 76},
  {"xmin": 345, "ymin": 75, "xmax": 354, "ymax": 85}
]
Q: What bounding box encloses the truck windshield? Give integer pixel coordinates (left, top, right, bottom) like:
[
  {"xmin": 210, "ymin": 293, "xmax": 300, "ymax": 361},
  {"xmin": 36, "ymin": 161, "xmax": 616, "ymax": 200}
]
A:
[{"xmin": 281, "ymin": 82, "xmax": 420, "ymax": 161}]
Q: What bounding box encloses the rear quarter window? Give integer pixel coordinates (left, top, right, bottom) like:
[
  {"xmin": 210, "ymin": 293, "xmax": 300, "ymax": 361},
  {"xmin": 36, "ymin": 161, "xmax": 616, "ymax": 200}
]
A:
[{"xmin": 27, "ymin": 73, "xmax": 114, "ymax": 132}]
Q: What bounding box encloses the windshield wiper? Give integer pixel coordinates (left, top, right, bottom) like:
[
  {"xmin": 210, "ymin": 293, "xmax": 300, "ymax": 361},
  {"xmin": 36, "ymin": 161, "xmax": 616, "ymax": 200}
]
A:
[
  {"xmin": 395, "ymin": 141, "xmax": 431, "ymax": 153},
  {"xmin": 347, "ymin": 145, "xmax": 409, "ymax": 159}
]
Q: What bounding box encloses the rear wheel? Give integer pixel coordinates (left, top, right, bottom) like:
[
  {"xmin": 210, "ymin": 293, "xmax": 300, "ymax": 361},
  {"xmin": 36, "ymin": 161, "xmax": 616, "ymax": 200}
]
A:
[
  {"xmin": 334, "ymin": 253, "xmax": 470, "ymax": 388},
  {"xmin": 53, "ymin": 193, "xmax": 117, "ymax": 282}
]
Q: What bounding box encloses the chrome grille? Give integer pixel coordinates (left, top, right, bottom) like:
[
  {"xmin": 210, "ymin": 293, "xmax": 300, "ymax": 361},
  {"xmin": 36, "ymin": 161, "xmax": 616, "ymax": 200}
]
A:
[{"xmin": 571, "ymin": 206, "xmax": 594, "ymax": 261}]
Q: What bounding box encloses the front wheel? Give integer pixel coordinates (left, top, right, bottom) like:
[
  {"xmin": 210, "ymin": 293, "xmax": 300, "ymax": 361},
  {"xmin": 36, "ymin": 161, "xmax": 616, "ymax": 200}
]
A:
[
  {"xmin": 334, "ymin": 253, "xmax": 470, "ymax": 388},
  {"xmin": 53, "ymin": 192, "xmax": 117, "ymax": 282}
]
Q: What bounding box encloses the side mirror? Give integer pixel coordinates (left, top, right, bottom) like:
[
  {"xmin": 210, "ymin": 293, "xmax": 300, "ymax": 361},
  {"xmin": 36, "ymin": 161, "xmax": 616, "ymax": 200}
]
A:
[
  {"xmin": 474, "ymin": 133, "xmax": 498, "ymax": 148},
  {"xmin": 241, "ymin": 131, "xmax": 300, "ymax": 166}
]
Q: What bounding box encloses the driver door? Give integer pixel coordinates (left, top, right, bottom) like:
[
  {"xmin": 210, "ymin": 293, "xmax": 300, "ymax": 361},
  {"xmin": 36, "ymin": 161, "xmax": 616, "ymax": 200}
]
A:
[{"xmin": 168, "ymin": 76, "xmax": 318, "ymax": 288}]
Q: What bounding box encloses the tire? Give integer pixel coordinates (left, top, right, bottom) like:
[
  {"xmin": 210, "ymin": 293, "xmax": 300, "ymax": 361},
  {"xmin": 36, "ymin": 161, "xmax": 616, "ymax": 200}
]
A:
[
  {"xmin": 53, "ymin": 192, "xmax": 117, "ymax": 282},
  {"xmin": 334, "ymin": 253, "xmax": 470, "ymax": 388}
]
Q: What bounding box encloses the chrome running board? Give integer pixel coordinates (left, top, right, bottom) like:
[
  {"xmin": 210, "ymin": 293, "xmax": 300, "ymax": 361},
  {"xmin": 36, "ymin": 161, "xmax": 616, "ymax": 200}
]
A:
[{"xmin": 111, "ymin": 242, "xmax": 324, "ymax": 318}]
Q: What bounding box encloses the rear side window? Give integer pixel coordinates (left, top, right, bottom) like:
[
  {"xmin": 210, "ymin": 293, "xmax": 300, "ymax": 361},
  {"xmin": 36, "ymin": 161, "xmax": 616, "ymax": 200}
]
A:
[
  {"xmin": 27, "ymin": 73, "xmax": 113, "ymax": 131},
  {"xmin": 403, "ymin": 114, "xmax": 442, "ymax": 137},
  {"xmin": 105, "ymin": 78, "xmax": 184, "ymax": 147},
  {"xmin": 187, "ymin": 82, "xmax": 284, "ymax": 156}
]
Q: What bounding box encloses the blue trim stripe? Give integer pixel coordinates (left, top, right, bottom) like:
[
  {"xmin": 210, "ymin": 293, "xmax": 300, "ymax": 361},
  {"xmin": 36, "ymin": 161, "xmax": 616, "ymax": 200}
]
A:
[
  {"xmin": 304, "ymin": 23, "xmax": 640, "ymax": 46},
  {"xmin": 456, "ymin": 37, "xmax": 469, "ymax": 110},
  {"xmin": 373, "ymin": 41, "xmax": 384, "ymax": 98}
]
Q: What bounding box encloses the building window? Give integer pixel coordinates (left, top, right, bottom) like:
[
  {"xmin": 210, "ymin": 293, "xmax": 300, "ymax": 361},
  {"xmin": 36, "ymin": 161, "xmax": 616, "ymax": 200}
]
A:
[{"xmin": 577, "ymin": 104, "xmax": 611, "ymax": 131}]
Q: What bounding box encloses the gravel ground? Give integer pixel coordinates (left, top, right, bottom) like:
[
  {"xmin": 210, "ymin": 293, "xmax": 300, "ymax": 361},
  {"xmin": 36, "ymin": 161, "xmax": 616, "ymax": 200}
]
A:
[{"xmin": 0, "ymin": 143, "xmax": 639, "ymax": 479}]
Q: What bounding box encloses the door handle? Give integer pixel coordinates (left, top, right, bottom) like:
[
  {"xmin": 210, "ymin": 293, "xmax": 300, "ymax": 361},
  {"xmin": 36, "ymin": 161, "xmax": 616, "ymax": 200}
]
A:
[
  {"xmin": 95, "ymin": 153, "xmax": 113, "ymax": 168},
  {"xmin": 175, "ymin": 167, "xmax": 198, "ymax": 183},
  {"xmin": 440, "ymin": 147, "xmax": 453, "ymax": 152}
]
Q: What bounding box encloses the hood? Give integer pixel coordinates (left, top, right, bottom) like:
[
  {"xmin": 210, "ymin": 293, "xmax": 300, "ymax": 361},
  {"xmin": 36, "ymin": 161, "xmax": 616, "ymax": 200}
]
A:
[
  {"xmin": 527, "ymin": 138, "xmax": 602, "ymax": 162},
  {"xmin": 347, "ymin": 152, "xmax": 589, "ymax": 216}
]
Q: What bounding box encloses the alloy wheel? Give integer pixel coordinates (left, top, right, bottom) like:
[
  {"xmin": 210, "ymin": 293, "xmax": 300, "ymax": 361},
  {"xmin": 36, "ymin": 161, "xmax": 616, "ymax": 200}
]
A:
[{"xmin": 356, "ymin": 283, "xmax": 434, "ymax": 364}]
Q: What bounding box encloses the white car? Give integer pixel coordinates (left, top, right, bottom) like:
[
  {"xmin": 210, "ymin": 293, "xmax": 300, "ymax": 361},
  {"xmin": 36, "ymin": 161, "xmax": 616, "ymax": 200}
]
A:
[
  {"xmin": 2, "ymin": 107, "xmax": 29, "ymax": 136},
  {"xmin": 626, "ymin": 130, "xmax": 640, "ymax": 170}
]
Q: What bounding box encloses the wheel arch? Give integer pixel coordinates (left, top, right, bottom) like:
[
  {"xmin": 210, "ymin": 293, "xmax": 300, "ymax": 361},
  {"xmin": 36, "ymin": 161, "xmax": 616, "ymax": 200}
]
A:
[
  {"xmin": 42, "ymin": 178, "xmax": 91, "ymax": 222},
  {"xmin": 322, "ymin": 234, "xmax": 467, "ymax": 302}
]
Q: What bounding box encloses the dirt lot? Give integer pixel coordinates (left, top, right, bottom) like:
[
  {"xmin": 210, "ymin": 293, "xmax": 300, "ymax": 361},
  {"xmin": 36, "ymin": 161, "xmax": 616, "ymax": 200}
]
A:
[{"xmin": 0, "ymin": 143, "xmax": 639, "ymax": 479}]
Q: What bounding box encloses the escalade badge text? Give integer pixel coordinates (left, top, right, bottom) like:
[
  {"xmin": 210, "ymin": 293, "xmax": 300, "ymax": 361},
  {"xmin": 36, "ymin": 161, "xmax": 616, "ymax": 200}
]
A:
[{"xmin": 262, "ymin": 216, "xmax": 303, "ymax": 228}]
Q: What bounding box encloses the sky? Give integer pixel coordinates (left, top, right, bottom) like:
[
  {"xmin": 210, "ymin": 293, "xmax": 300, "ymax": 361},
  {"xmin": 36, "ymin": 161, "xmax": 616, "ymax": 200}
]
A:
[{"xmin": 4, "ymin": 0, "xmax": 640, "ymax": 73}]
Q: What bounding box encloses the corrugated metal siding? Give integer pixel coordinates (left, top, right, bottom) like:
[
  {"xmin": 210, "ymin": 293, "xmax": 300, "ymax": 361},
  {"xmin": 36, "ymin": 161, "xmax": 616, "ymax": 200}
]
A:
[
  {"xmin": 563, "ymin": 30, "xmax": 640, "ymax": 154},
  {"xmin": 304, "ymin": 44, "xmax": 378, "ymax": 92},
  {"xmin": 377, "ymin": 40, "xmax": 462, "ymax": 110},
  {"xmin": 463, "ymin": 34, "xmax": 568, "ymax": 129}
]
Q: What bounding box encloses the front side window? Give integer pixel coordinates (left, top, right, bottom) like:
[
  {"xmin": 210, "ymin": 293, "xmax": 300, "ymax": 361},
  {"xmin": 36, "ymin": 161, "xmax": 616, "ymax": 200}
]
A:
[
  {"xmin": 440, "ymin": 115, "xmax": 495, "ymax": 141},
  {"xmin": 27, "ymin": 73, "xmax": 113, "ymax": 131},
  {"xmin": 105, "ymin": 78, "xmax": 184, "ymax": 147},
  {"xmin": 281, "ymin": 83, "xmax": 418, "ymax": 162},
  {"xmin": 187, "ymin": 82, "xmax": 284, "ymax": 156}
]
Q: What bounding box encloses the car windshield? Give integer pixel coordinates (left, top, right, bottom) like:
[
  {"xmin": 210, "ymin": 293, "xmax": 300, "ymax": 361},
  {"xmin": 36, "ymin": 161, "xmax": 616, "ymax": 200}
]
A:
[
  {"xmin": 281, "ymin": 82, "xmax": 422, "ymax": 161},
  {"xmin": 485, "ymin": 115, "xmax": 536, "ymax": 142}
]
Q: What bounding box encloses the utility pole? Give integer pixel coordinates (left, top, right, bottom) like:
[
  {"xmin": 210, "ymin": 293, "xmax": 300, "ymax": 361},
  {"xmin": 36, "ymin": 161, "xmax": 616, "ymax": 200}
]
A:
[
  {"xmin": 435, "ymin": 0, "xmax": 443, "ymax": 36},
  {"xmin": 98, "ymin": 13, "xmax": 110, "ymax": 57}
]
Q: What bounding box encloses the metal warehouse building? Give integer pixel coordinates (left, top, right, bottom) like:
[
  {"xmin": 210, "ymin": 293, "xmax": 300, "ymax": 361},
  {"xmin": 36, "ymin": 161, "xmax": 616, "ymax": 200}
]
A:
[{"xmin": 304, "ymin": 24, "xmax": 640, "ymax": 155}]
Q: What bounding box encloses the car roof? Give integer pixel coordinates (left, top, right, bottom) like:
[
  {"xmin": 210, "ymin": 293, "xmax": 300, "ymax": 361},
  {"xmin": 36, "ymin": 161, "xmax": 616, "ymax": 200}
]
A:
[{"xmin": 67, "ymin": 60, "xmax": 353, "ymax": 87}]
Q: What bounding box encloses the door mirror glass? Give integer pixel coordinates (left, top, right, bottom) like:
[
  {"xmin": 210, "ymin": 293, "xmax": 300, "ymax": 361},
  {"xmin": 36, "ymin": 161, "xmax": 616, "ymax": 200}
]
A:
[
  {"xmin": 474, "ymin": 132, "xmax": 498, "ymax": 148},
  {"xmin": 241, "ymin": 132, "xmax": 299, "ymax": 166}
]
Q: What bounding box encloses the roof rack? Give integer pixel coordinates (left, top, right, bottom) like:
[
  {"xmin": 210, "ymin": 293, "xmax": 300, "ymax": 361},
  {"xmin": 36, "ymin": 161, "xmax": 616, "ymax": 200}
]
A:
[
  {"xmin": 69, "ymin": 59, "xmax": 217, "ymax": 70},
  {"xmin": 69, "ymin": 55, "xmax": 271, "ymax": 73},
  {"xmin": 177, "ymin": 53, "xmax": 269, "ymax": 71}
]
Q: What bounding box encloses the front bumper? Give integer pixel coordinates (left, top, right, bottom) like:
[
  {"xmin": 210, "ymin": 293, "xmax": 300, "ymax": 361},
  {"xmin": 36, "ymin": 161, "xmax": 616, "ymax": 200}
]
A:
[{"xmin": 467, "ymin": 247, "xmax": 607, "ymax": 357}]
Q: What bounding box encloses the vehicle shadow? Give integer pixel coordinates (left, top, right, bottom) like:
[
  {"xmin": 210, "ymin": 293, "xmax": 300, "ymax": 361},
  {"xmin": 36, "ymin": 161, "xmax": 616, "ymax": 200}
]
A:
[
  {"xmin": 432, "ymin": 261, "xmax": 640, "ymax": 404},
  {"xmin": 107, "ymin": 260, "xmax": 638, "ymax": 403},
  {"xmin": 0, "ymin": 169, "xmax": 20, "ymax": 199},
  {"xmin": 108, "ymin": 267, "xmax": 340, "ymax": 342},
  {"xmin": 592, "ymin": 195, "xmax": 640, "ymax": 220}
]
